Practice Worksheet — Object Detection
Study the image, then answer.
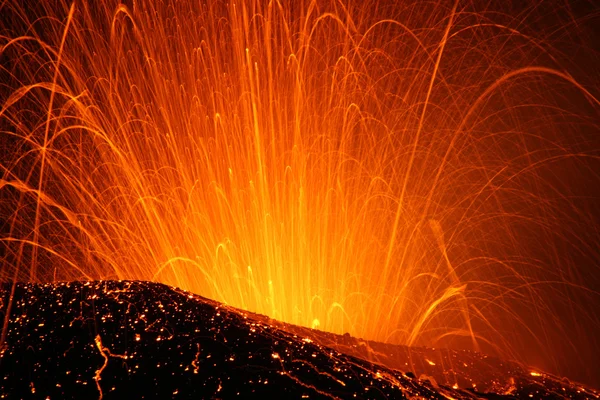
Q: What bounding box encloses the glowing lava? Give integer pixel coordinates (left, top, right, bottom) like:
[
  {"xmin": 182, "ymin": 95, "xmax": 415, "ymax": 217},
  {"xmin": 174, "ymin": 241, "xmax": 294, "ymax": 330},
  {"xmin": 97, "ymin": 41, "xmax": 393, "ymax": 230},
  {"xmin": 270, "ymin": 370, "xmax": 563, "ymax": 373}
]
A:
[{"xmin": 1, "ymin": 0, "xmax": 599, "ymax": 385}]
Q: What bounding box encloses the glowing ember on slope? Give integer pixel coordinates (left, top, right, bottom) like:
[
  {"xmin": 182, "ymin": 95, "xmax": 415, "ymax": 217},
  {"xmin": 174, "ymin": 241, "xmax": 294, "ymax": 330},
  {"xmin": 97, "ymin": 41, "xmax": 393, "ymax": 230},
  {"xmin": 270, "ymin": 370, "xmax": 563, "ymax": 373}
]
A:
[{"xmin": 1, "ymin": 0, "xmax": 599, "ymax": 388}]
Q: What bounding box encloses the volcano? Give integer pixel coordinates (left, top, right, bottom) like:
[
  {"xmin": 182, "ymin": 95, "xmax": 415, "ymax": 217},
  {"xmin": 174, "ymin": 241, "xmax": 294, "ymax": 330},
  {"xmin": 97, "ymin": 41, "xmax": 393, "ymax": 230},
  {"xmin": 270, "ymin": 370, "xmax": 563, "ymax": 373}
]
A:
[{"xmin": 0, "ymin": 281, "xmax": 597, "ymax": 399}]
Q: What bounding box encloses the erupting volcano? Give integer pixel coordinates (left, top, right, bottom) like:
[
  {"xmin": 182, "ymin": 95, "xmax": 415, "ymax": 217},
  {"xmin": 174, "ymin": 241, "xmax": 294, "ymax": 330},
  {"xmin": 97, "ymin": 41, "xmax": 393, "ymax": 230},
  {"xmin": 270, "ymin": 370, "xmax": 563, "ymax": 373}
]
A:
[{"xmin": 1, "ymin": 0, "xmax": 599, "ymax": 397}]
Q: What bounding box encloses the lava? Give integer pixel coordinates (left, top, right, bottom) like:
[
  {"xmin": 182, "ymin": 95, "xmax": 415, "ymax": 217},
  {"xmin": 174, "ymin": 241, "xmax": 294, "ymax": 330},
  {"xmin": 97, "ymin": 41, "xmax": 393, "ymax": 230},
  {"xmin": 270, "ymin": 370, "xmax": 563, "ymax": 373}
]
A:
[{"xmin": 1, "ymin": 0, "xmax": 599, "ymax": 390}]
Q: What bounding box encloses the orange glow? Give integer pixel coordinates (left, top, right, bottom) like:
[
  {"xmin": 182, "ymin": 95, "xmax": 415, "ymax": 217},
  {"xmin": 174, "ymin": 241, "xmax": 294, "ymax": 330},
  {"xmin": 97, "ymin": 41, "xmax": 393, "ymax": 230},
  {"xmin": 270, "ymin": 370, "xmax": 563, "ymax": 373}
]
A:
[
  {"xmin": 94, "ymin": 334, "xmax": 127, "ymax": 399},
  {"xmin": 1, "ymin": 0, "xmax": 599, "ymax": 385}
]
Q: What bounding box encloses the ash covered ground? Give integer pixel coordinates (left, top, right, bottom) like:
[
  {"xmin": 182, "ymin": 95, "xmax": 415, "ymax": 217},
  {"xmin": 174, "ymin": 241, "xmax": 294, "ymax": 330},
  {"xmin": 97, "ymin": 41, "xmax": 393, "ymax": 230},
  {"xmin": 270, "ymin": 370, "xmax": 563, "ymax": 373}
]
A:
[{"xmin": 0, "ymin": 281, "xmax": 597, "ymax": 399}]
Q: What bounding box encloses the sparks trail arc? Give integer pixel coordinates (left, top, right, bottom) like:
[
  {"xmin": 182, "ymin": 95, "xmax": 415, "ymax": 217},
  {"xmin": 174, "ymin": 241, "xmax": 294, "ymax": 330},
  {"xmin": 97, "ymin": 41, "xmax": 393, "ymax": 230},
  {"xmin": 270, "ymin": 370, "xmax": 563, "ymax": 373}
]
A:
[{"xmin": 1, "ymin": 0, "xmax": 599, "ymax": 383}]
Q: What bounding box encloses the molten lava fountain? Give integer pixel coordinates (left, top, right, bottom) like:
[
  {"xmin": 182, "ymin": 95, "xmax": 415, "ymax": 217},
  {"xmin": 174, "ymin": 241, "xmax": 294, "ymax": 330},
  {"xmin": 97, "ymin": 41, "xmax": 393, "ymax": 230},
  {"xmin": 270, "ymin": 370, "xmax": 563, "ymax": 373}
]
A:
[{"xmin": 1, "ymin": 0, "xmax": 599, "ymax": 386}]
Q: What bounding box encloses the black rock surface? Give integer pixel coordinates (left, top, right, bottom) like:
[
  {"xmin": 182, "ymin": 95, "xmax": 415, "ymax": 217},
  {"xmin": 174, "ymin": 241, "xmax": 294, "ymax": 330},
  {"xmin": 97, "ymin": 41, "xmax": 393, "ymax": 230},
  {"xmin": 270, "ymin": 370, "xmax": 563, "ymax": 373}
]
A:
[{"xmin": 0, "ymin": 281, "xmax": 597, "ymax": 399}]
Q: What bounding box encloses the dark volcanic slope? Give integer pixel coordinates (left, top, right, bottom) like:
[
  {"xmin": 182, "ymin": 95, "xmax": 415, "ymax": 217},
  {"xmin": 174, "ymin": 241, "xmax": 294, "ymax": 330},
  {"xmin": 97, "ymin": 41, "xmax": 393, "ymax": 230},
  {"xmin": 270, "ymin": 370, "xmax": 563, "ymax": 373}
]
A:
[{"xmin": 0, "ymin": 281, "xmax": 597, "ymax": 399}]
